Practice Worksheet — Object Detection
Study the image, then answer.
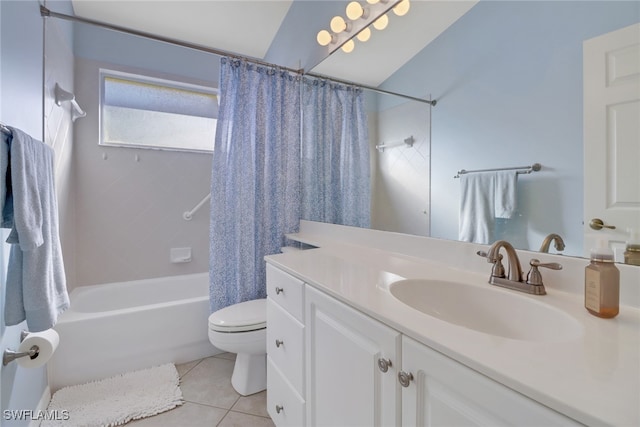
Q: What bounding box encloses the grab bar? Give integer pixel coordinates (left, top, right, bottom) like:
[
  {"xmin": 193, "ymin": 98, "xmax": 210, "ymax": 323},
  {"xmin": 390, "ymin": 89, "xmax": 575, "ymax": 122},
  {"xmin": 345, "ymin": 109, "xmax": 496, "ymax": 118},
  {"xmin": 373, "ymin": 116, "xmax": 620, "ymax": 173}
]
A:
[
  {"xmin": 183, "ymin": 193, "xmax": 211, "ymax": 221},
  {"xmin": 376, "ymin": 136, "xmax": 414, "ymax": 153}
]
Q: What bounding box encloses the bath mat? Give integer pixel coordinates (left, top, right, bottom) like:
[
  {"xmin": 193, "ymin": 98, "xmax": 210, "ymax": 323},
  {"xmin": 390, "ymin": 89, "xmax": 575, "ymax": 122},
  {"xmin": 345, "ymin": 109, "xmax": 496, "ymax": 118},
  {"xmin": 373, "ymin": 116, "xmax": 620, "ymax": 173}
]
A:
[{"xmin": 43, "ymin": 363, "xmax": 183, "ymax": 427}]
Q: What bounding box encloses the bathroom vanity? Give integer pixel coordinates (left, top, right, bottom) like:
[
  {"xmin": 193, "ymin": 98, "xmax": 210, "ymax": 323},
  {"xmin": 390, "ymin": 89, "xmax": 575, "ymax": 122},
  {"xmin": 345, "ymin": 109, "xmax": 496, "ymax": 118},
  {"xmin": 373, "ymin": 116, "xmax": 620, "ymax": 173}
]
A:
[{"xmin": 265, "ymin": 221, "xmax": 640, "ymax": 427}]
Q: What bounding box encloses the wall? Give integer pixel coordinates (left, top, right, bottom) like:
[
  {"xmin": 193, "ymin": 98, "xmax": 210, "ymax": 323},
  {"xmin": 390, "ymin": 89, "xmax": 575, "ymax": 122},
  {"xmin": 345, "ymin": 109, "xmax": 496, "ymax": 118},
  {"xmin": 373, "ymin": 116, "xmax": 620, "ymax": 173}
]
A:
[
  {"xmin": 1, "ymin": 1, "xmax": 48, "ymax": 424},
  {"xmin": 381, "ymin": 1, "xmax": 640, "ymax": 255},
  {"xmin": 72, "ymin": 24, "xmax": 218, "ymax": 287}
]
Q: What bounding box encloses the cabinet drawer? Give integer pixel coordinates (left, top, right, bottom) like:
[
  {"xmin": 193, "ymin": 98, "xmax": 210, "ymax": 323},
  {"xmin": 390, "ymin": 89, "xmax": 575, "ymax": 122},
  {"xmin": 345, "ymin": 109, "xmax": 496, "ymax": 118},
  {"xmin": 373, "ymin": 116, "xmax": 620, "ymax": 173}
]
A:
[
  {"xmin": 267, "ymin": 298, "xmax": 305, "ymax": 395},
  {"xmin": 266, "ymin": 264, "xmax": 304, "ymax": 322},
  {"xmin": 267, "ymin": 357, "xmax": 305, "ymax": 427}
]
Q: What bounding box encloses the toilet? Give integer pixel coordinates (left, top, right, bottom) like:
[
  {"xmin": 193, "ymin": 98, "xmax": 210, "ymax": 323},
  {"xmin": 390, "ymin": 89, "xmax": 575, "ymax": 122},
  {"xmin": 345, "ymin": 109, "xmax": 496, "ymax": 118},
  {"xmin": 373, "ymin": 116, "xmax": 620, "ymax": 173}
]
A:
[{"xmin": 208, "ymin": 298, "xmax": 267, "ymax": 396}]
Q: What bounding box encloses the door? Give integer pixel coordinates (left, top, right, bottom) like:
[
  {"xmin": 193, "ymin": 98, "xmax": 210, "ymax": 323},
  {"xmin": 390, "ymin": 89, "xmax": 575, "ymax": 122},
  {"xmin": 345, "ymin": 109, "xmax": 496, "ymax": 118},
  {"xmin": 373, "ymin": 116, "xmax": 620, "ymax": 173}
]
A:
[
  {"xmin": 400, "ymin": 336, "xmax": 580, "ymax": 426},
  {"xmin": 305, "ymin": 285, "xmax": 400, "ymax": 427},
  {"xmin": 584, "ymin": 23, "xmax": 640, "ymax": 260}
]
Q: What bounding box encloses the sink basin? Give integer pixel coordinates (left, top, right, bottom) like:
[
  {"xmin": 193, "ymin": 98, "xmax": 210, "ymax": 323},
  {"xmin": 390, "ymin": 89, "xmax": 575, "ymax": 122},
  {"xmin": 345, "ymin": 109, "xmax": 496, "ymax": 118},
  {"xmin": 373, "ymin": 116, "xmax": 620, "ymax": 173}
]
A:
[{"xmin": 389, "ymin": 279, "xmax": 583, "ymax": 342}]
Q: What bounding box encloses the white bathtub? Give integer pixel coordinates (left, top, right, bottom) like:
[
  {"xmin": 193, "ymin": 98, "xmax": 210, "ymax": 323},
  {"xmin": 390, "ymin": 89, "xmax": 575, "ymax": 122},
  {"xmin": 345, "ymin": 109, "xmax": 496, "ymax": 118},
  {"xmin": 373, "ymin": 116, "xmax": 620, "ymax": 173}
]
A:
[{"xmin": 48, "ymin": 272, "xmax": 217, "ymax": 391}]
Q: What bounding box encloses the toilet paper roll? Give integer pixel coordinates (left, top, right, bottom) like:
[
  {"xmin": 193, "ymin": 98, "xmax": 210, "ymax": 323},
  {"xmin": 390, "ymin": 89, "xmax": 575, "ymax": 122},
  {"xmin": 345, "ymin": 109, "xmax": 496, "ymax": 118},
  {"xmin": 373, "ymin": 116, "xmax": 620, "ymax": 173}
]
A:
[{"xmin": 17, "ymin": 329, "xmax": 60, "ymax": 369}]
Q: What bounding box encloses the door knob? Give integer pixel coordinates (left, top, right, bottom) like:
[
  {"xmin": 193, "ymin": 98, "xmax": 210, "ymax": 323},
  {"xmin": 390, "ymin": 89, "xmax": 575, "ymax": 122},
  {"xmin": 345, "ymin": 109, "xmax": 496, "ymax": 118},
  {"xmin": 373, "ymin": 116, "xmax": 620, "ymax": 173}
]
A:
[{"xmin": 589, "ymin": 218, "xmax": 616, "ymax": 230}]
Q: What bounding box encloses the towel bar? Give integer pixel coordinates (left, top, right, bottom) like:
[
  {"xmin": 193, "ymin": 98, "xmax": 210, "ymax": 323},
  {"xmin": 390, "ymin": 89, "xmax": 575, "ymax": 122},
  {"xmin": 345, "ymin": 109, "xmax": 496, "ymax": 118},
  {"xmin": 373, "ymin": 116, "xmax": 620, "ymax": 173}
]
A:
[{"xmin": 454, "ymin": 163, "xmax": 541, "ymax": 178}]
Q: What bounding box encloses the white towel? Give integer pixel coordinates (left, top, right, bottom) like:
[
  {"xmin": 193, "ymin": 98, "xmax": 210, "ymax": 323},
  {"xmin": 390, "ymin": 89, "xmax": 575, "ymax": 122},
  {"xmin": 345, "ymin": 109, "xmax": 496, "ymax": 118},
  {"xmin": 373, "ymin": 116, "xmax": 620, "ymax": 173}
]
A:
[
  {"xmin": 459, "ymin": 171, "xmax": 519, "ymax": 244},
  {"xmin": 4, "ymin": 127, "xmax": 69, "ymax": 332},
  {"xmin": 459, "ymin": 172, "xmax": 495, "ymax": 244},
  {"xmin": 494, "ymin": 170, "xmax": 518, "ymax": 219}
]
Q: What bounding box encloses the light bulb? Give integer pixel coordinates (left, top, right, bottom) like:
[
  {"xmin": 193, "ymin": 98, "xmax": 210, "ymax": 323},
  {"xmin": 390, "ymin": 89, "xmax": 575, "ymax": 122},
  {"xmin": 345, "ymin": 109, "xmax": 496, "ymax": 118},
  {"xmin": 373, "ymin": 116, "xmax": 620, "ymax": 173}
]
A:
[
  {"xmin": 393, "ymin": 0, "xmax": 410, "ymax": 16},
  {"xmin": 330, "ymin": 16, "xmax": 347, "ymax": 33},
  {"xmin": 346, "ymin": 1, "xmax": 364, "ymax": 20},
  {"xmin": 356, "ymin": 27, "xmax": 371, "ymax": 42},
  {"xmin": 341, "ymin": 39, "xmax": 355, "ymax": 53},
  {"xmin": 372, "ymin": 14, "xmax": 388, "ymax": 30},
  {"xmin": 317, "ymin": 30, "xmax": 334, "ymax": 46}
]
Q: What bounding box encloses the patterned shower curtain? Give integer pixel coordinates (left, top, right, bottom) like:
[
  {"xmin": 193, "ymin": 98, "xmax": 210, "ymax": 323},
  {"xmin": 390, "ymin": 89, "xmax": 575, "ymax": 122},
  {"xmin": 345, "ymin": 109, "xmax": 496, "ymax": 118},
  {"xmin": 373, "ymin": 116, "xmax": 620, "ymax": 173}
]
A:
[
  {"xmin": 301, "ymin": 78, "xmax": 371, "ymax": 228},
  {"xmin": 209, "ymin": 58, "xmax": 301, "ymax": 313}
]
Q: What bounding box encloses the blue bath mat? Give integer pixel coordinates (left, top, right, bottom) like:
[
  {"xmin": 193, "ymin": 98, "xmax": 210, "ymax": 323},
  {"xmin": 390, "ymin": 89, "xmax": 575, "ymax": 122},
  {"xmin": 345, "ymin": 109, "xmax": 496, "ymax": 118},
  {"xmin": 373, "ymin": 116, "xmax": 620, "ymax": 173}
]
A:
[{"xmin": 43, "ymin": 363, "xmax": 184, "ymax": 426}]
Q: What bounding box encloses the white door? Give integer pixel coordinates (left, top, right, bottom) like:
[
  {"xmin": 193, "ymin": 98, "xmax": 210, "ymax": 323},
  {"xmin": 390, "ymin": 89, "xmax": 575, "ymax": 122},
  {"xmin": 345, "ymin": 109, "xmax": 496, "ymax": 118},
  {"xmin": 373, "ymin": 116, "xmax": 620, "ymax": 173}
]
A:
[
  {"xmin": 305, "ymin": 285, "xmax": 400, "ymax": 427},
  {"xmin": 584, "ymin": 23, "xmax": 640, "ymax": 260},
  {"xmin": 401, "ymin": 336, "xmax": 580, "ymax": 426}
]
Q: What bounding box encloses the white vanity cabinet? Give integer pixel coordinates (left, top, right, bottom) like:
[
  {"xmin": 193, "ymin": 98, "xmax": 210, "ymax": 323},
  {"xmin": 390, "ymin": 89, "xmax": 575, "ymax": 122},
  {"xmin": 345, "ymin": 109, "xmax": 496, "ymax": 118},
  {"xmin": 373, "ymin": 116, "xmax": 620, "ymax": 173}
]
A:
[
  {"xmin": 266, "ymin": 264, "xmax": 306, "ymax": 426},
  {"xmin": 400, "ymin": 336, "xmax": 581, "ymax": 427},
  {"xmin": 305, "ymin": 285, "xmax": 401, "ymax": 427},
  {"xmin": 266, "ymin": 263, "xmax": 583, "ymax": 427}
]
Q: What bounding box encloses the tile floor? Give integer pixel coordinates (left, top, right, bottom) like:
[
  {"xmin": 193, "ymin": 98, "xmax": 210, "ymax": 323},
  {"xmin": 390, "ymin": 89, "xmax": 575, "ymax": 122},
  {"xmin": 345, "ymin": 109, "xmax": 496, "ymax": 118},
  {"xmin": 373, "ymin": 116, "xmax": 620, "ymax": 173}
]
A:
[{"xmin": 129, "ymin": 353, "xmax": 275, "ymax": 427}]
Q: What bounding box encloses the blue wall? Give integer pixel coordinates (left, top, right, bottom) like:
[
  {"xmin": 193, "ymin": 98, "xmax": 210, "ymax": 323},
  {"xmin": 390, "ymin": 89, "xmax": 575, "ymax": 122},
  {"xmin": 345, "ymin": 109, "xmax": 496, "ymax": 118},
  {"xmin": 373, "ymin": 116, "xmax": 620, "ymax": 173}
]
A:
[
  {"xmin": 381, "ymin": 1, "xmax": 639, "ymax": 254},
  {"xmin": 1, "ymin": 1, "xmax": 48, "ymax": 424}
]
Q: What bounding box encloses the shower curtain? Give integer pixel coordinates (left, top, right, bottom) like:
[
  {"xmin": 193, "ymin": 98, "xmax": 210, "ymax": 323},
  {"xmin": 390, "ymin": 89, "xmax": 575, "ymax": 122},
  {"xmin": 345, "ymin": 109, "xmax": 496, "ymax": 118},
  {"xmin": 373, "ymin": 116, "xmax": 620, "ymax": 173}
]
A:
[
  {"xmin": 301, "ymin": 78, "xmax": 370, "ymax": 228},
  {"xmin": 209, "ymin": 58, "xmax": 301, "ymax": 313}
]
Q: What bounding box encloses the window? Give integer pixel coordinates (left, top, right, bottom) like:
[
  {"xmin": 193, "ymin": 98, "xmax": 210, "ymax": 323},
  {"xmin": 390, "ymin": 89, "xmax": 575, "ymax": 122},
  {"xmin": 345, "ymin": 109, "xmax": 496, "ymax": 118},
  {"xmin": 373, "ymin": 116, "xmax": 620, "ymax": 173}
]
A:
[{"xmin": 100, "ymin": 69, "xmax": 217, "ymax": 152}]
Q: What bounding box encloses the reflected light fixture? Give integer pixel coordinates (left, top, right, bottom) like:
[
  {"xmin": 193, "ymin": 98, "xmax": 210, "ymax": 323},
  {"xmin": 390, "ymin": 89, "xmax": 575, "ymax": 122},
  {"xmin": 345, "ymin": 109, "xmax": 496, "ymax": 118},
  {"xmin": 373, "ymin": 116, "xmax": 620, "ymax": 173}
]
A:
[
  {"xmin": 372, "ymin": 14, "xmax": 388, "ymax": 30},
  {"xmin": 393, "ymin": 0, "xmax": 410, "ymax": 16},
  {"xmin": 356, "ymin": 27, "xmax": 371, "ymax": 42},
  {"xmin": 342, "ymin": 39, "xmax": 355, "ymax": 53},
  {"xmin": 316, "ymin": 0, "xmax": 410, "ymax": 54}
]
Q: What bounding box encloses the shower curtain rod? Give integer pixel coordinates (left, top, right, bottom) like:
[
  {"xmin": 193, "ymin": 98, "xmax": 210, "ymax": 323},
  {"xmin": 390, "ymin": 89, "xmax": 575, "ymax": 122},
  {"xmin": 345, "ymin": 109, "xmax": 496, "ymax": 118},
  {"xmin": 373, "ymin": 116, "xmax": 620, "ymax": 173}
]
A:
[{"xmin": 40, "ymin": 6, "xmax": 436, "ymax": 106}]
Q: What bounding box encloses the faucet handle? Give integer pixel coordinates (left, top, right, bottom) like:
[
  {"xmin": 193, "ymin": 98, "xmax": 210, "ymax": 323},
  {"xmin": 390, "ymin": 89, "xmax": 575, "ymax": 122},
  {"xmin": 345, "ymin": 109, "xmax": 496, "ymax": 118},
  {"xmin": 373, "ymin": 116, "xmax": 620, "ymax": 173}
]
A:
[
  {"xmin": 477, "ymin": 251, "xmax": 505, "ymax": 278},
  {"xmin": 526, "ymin": 259, "xmax": 562, "ymax": 286}
]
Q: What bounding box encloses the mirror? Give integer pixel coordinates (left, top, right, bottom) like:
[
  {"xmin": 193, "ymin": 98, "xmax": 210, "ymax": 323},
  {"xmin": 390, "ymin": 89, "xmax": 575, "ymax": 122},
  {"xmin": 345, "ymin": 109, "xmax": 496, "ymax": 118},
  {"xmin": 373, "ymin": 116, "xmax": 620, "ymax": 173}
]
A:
[{"xmin": 309, "ymin": 0, "xmax": 640, "ymax": 262}]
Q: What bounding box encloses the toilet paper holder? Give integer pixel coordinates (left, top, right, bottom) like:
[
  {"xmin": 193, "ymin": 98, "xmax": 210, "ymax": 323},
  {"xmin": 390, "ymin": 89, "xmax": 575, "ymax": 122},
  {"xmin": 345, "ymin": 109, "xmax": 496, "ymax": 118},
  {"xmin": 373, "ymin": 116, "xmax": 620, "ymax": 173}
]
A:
[{"xmin": 2, "ymin": 331, "xmax": 40, "ymax": 366}]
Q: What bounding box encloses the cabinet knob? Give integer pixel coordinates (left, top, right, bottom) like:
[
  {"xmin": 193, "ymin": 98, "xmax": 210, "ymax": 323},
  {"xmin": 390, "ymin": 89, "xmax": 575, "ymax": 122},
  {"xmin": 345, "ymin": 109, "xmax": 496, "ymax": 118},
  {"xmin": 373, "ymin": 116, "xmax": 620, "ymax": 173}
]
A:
[
  {"xmin": 275, "ymin": 339, "xmax": 284, "ymax": 348},
  {"xmin": 275, "ymin": 405, "xmax": 284, "ymax": 414},
  {"xmin": 275, "ymin": 287, "xmax": 284, "ymax": 295},
  {"xmin": 377, "ymin": 358, "xmax": 392, "ymax": 373},
  {"xmin": 398, "ymin": 371, "xmax": 414, "ymax": 388}
]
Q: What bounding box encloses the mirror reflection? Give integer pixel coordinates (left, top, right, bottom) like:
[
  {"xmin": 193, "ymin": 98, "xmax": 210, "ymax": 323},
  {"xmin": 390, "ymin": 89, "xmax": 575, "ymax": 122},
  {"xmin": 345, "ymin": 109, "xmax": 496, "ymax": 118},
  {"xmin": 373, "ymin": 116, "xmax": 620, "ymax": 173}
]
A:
[{"xmin": 312, "ymin": 0, "xmax": 640, "ymax": 263}]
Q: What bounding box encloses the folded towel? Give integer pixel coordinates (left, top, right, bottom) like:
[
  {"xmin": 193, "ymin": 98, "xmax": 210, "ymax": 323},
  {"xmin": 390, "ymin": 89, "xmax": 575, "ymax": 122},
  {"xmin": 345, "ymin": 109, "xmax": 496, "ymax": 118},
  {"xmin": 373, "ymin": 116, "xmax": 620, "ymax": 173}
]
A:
[
  {"xmin": 494, "ymin": 170, "xmax": 518, "ymax": 219},
  {"xmin": 3, "ymin": 127, "xmax": 69, "ymax": 331},
  {"xmin": 459, "ymin": 172, "xmax": 495, "ymax": 244},
  {"xmin": 459, "ymin": 170, "xmax": 519, "ymax": 244}
]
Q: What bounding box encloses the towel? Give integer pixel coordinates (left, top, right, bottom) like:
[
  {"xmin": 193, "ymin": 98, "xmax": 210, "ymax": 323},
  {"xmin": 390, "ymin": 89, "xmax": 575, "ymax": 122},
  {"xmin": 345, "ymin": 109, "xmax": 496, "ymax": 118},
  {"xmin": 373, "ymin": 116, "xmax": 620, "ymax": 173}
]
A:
[
  {"xmin": 1, "ymin": 131, "xmax": 11, "ymax": 227},
  {"xmin": 494, "ymin": 170, "xmax": 518, "ymax": 219},
  {"xmin": 459, "ymin": 171, "xmax": 518, "ymax": 244},
  {"xmin": 459, "ymin": 172, "xmax": 495, "ymax": 244},
  {"xmin": 3, "ymin": 127, "xmax": 69, "ymax": 331}
]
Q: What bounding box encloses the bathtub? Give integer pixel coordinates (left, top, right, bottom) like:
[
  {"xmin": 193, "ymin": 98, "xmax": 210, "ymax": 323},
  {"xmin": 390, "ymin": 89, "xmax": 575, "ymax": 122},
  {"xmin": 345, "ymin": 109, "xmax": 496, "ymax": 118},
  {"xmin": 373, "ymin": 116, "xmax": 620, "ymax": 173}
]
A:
[{"xmin": 48, "ymin": 272, "xmax": 217, "ymax": 391}]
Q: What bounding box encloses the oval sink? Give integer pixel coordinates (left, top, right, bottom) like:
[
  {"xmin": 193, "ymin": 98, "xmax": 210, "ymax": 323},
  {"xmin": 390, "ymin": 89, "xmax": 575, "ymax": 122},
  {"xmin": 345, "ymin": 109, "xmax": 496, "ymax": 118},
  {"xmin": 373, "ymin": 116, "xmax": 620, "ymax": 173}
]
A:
[{"xmin": 389, "ymin": 279, "xmax": 583, "ymax": 342}]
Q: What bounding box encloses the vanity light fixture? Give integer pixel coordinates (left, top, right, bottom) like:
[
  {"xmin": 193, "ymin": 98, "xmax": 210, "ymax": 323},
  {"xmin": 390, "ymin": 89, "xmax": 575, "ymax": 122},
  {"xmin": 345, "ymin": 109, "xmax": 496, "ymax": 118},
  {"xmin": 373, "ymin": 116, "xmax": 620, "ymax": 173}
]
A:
[{"xmin": 315, "ymin": 0, "xmax": 409, "ymax": 54}]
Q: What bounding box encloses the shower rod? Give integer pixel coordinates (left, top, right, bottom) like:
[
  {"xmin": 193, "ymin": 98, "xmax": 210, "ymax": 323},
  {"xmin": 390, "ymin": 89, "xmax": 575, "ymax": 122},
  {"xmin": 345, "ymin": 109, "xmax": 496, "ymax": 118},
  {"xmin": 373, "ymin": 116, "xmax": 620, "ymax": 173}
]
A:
[{"xmin": 39, "ymin": 6, "xmax": 436, "ymax": 106}]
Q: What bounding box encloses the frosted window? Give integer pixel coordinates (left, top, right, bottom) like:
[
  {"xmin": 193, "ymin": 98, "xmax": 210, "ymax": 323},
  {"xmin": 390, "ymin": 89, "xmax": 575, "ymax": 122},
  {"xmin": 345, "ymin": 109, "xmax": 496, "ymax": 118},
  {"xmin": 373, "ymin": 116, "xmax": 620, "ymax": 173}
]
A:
[{"xmin": 100, "ymin": 70, "xmax": 217, "ymax": 152}]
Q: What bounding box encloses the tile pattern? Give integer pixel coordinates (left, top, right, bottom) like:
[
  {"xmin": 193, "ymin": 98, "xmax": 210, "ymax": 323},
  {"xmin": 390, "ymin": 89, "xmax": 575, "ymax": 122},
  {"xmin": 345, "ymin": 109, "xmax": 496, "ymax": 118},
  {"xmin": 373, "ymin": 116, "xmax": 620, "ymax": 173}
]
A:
[{"xmin": 129, "ymin": 353, "xmax": 275, "ymax": 427}]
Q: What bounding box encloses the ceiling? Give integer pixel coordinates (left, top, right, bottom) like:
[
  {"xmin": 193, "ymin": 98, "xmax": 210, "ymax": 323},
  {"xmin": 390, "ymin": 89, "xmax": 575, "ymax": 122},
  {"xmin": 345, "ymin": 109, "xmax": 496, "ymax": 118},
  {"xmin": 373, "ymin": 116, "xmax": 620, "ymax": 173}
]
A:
[{"xmin": 70, "ymin": 0, "xmax": 477, "ymax": 87}]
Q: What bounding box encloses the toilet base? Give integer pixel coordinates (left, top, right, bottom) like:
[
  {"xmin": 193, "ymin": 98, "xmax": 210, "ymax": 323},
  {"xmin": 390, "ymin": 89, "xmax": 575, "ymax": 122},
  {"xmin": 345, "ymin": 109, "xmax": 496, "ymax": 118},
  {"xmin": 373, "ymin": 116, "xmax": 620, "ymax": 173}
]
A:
[{"xmin": 231, "ymin": 353, "xmax": 266, "ymax": 396}]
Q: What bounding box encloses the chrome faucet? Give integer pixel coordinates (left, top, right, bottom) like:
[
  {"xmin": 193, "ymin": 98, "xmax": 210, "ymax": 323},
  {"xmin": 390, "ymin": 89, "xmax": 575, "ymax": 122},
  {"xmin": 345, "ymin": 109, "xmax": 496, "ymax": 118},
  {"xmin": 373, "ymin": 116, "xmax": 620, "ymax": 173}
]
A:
[
  {"xmin": 539, "ymin": 233, "xmax": 565, "ymax": 253},
  {"xmin": 478, "ymin": 240, "xmax": 562, "ymax": 295}
]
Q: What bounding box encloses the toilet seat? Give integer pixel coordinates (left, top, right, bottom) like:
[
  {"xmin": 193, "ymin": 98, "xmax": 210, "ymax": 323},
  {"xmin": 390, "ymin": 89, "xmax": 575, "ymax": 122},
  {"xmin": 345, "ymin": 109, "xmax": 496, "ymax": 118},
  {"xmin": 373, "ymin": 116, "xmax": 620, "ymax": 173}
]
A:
[{"xmin": 209, "ymin": 299, "xmax": 266, "ymax": 333}]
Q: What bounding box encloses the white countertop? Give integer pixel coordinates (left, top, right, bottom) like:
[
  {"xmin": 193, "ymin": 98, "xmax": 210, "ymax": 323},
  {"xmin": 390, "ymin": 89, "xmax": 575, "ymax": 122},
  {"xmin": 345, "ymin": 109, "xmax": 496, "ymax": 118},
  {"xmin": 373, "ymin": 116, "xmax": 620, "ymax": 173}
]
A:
[{"xmin": 265, "ymin": 243, "xmax": 640, "ymax": 427}]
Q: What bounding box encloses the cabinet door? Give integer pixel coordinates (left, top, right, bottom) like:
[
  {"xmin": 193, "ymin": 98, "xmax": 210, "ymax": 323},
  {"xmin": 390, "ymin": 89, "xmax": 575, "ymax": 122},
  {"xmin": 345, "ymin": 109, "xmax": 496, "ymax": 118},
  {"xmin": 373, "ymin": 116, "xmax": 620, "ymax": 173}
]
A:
[
  {"xmin": 306, "ymin": 285, "xmax": 401, "ymax": 427},
  {"xmin": 401, "ymin": 336, "xmax": 581, "ymax": 427}
]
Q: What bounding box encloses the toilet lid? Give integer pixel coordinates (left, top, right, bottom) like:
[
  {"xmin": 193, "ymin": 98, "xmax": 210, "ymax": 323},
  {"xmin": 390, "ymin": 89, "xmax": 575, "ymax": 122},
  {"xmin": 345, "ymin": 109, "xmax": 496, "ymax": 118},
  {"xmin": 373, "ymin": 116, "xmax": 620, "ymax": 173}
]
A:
[{"xmin": 209, "ymin": 298, "xmax": 267, "ymax": 332}]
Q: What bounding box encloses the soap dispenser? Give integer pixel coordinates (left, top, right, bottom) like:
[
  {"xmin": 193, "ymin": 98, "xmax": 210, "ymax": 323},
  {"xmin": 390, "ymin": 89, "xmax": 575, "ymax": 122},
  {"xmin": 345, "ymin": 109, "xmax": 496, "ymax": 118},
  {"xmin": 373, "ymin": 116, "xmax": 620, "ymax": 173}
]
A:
[
  {"xmin": 584, "ymin": 239, "xmax": 619, "ymax": 318},
  {"xmin": 624, "ymin": 229, "xmax": 640, "ymax": 266}
]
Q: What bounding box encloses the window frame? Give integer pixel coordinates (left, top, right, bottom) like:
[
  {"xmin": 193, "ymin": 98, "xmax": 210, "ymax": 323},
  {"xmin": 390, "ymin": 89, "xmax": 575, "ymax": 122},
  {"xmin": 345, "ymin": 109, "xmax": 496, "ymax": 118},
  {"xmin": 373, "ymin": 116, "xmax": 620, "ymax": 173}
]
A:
[{"xmin": 98, "ymin": 68, "xmax": 218, "ymax": 153}]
